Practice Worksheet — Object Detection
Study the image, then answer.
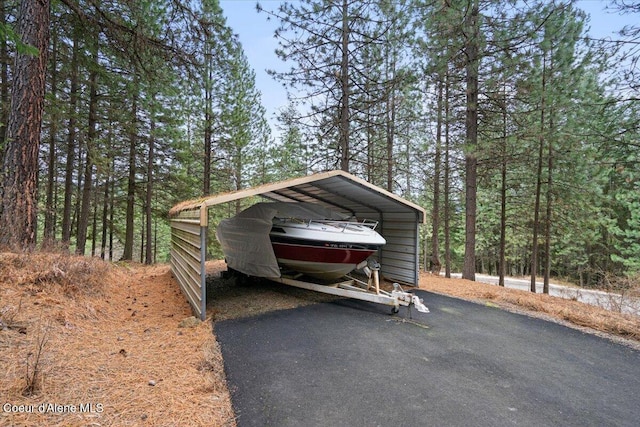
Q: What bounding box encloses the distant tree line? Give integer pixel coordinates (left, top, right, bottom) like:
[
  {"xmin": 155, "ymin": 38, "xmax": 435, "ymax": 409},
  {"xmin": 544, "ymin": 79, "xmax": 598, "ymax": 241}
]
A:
[
  {"xmin": 0, "ymin": 0, "xmax": 270, "ymax": 263},
  {"xmin": 0, "ymin": 0, "xmax": 638, "ymax": 290},
  {"xmin": 259, "ymin": 0, "xmax": 639, "ymax": 288}
]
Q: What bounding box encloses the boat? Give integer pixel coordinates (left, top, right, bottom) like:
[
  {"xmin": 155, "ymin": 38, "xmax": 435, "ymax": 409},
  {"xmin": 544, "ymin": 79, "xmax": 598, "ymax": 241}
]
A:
[
  {"xmin": 215, "ymin": 202, "xmax": 385, "ymax": 280},
  {"xmin": 270, "ymin": 216, "xmax": 386, "ymax": 280}
]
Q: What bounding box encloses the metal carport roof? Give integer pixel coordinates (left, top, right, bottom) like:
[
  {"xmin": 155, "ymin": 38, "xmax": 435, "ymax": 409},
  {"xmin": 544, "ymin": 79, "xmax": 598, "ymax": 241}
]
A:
[
  {"xmin": 169, "ymin": 170, "xmax": 426, "ymax": 319},
  {"xmin": 171, "ymin": 170, "xmax": 425, "ymax": 222}
]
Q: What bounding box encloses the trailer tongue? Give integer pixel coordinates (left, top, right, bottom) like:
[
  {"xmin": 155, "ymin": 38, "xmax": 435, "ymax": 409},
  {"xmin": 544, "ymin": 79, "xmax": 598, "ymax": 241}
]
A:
[{"xmin": 270, "ymin": 261, "xmax": 429, "ymax": 315}]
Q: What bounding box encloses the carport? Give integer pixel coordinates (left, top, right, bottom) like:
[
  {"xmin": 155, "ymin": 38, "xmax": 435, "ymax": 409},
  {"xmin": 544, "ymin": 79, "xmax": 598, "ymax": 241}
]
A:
[{"xmin": 168, "ymin": 170, "xmax": 426, "ymax": 320}]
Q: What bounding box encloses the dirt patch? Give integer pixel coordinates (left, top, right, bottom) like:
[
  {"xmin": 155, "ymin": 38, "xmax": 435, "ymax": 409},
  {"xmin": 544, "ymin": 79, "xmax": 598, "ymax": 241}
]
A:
[
  {"xmin": 204, "ymin": 260, "xmax": 341, "ymax": 321},
  {"xmin": 0, "ymin": 252, "xmax": 235, "ymax": 427}
]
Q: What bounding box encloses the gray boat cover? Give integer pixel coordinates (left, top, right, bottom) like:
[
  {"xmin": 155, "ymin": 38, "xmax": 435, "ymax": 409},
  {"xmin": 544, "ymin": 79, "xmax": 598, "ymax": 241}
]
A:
[{"xmin": 215, "ymin": 202, "xmax": 349, "ymax": 278}]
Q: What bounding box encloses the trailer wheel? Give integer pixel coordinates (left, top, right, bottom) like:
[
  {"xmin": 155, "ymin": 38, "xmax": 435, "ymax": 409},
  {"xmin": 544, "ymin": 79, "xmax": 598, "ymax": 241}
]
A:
[{"xmin": 391, "ymin": 306, "xmax": 399, "ymax": 314}]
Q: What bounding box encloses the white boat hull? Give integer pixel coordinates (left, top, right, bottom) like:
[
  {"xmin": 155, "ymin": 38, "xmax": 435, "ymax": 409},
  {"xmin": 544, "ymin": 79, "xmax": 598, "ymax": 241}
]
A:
[{"xmin": 270, "ymin": 218, "xmax": 386, "ymax": 280}]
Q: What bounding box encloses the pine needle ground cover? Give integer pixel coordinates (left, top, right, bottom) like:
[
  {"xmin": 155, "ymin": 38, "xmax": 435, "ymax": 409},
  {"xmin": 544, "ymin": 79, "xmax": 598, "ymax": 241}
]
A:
[
  {"xmin": 420, "ymin": 272, "xmax": 640, "ymax": 346},
  {"xmin": 2, "ymin": 253, "xmax": 639, "ymax": 426},
  {"xmin": 0, "ymin": 253, "xmax": 235, "ymax": 427}
]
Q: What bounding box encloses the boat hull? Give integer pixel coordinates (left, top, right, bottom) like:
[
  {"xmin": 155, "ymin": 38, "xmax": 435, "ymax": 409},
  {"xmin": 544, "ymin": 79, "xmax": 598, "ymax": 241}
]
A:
[{"xmin": 270, "ymin": 234, "xmax": 381, "ymax": 280}]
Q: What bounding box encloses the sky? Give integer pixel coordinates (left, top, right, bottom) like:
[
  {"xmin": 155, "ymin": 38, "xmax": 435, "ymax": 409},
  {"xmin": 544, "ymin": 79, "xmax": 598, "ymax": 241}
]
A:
[
  {"xmin": 219, "ymin": 0, "xmax": 637, "ymax": 136},
  {"xmin": 220, "ymin": 1, "xmax": 286, "ymax": 129}
]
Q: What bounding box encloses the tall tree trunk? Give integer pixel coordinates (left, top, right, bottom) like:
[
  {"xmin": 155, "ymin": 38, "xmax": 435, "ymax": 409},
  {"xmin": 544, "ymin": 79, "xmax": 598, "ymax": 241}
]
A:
[
  {"xmin": 145, "ymin": 112, "xmax": 155, "ymax": 265},
  {"xmin": 44, "ymin": 29, "xmax": 58, "ymax": 244},
  {"xmin": 385, "ymin": 50, "xmax": 396, "ymax": 192},
  {"xmin": 499, "ymin": 82, "xmax": 508, "ymax": 287},
  {"xmin": 462, "ymin": 0, "xmax": 479, "ymax": 281},
  {"xmin": 0, "ymin": 0, "xmax": 10, "ymax": 176},
  {"xmin": 531, "ymin": 54, "xmax": 547, "ymax": 293},
  {"xmin": 139, "ymin": 209, "xmax": 145, "ymax": 263},
  {"xmin": 386, "ymin": 94, "xmax": 395, "ymax": 193},
  {"xmin": 339, "ymin": 0, "xmax": 350, "ymax": 172},
  {"xmin": 365, "ymin": 81, "xmax": 373, "ymax": 183},
  {"xmin": 101, "ymin": 116, "xmax": 114, "ymax": 259},
  {"xmin": 203, "ymin": 42, "xmax": 213, "ymax": 196},
  {"xmin": 153, "ymin": 192, "xmax": 158, "ymax": 263},
  {"xmin": 431, "ymin": 78, "xmax": 443, "ymax": 275},
  {"xmin": 0, "ymin": 0, "xmax": 50, "ymax": 249},
  {"xmin": 91, "ymin": 189, "xmax": 98, "ymax": 256},
  {"xmin": 100, "ymin": 161, "xmax": 111, "ymax": 260},
  {"xmin": 76, "ymin": 42, "xmax": 99, "ymax": 255},
  {"xmin": 444, "ymin": 68, "xmax": 451, "ymax": 279},
  {"xmin": 122, "ymin": 85, "xmax": 138, "ymax": 261},
  {"xmin": 543, "ymin": 115, "xmax": 554, "ymax": 294},
  {"xmin": 72, "ymin": 144, "xmax": 84, "ymax": 238},
  {"xmin": 62, "ymin": 31, "xmax": 79, "ymax": 246},
  {"xmin": 234, "ymin": 150, "xmax": 243, "ymax": 214},
  {"xmin": 108, "ymin": 157, "xmax": 115, "ymax": 261}
]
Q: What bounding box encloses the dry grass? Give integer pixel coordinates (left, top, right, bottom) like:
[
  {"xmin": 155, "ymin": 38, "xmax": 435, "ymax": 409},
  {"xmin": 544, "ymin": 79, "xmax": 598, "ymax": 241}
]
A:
[
  {"xmin": 0, "ymin": 252, "xmax": 235, "ymax": 427},
  {"xmin": 2, "ymin": 252, "xmax": 639, "ymax": 426},
  {"xmin": 420, "ymin": 272, "xmax": 640, "ymax": 346}
]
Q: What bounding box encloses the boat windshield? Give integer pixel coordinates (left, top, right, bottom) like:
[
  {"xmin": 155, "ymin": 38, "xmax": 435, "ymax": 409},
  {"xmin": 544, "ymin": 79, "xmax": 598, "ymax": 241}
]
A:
[{"xmin": 274, "ymin": 217, "xmax": 379, "ymax": 231}]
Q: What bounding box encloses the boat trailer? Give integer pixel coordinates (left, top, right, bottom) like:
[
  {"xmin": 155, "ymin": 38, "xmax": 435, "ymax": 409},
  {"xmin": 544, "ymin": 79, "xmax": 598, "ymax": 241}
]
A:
[{"xmin": 270, "ymin": 262, "xmax": 429, "ymax": 315}]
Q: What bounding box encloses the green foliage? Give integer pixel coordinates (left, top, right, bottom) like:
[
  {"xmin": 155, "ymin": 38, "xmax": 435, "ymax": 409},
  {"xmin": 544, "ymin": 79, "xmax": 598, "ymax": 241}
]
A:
[
  {"xmin": 610, "ymin": 182, "xmax": 640, "ymax": 275},
  {"xmin": 0, "ymin": 0, "xmax": 637, "ymax": 287},
  {"xmin": 0, "ymin": 21, "xmax": 38, "ymax": 56}
]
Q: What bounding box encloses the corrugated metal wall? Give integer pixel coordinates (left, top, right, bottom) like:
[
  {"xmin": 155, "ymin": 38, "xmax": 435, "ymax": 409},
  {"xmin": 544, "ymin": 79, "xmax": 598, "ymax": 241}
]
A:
[
  {"xmin": 356, "ymin": 210, "xmax": 419, "ymax": 286},
  {"xmin": 170, "ymin": 208, "xmax": 207, "ymax": 320},
  {"xmin": 170, "ymin": 172, "xmax": 424, "ymax": 315}
]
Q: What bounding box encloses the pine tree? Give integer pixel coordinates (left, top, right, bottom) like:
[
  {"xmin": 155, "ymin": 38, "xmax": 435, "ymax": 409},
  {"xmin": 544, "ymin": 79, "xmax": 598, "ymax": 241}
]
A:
[
  {"xmin": 0, "ymin": 0, "xmax": 50, "ymax": 249},
  {"xmin": 260, "ymin": 0, "xmax": 382, "ymax": 172},
  {"xmin": 272, "ymin": 102, "xmax": 309, "ymax": 180}
]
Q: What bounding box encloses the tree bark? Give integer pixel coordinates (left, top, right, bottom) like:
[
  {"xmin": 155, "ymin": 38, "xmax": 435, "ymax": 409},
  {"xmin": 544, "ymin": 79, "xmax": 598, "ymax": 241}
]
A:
[
  {"xmin": 61, "ymin": 30, "xmax": 79, "ymax": 246},
  {"xmin": 462, "ymin": 0, "xmax": 479, "ymax": 281},
  {"xmin": 122, "ymin": 84, "xmax": 138, "ymax": 261},
  {"xmin": 203, "ymin": 40, "xmax": 213, "ymax": 196},
  {"xmin": 76, "ymin": 42, "xmax": 99, "ymax": 255},
  {"xmin": 108, "ymin": 157, "xmax": 115, "ymax": 261},
  {"xmin": 0, "ymin": 0, "xmax": 50, "ymax": 249},
  {"xmin": 543, "ymin": 114, "xmax": 554, "ymax": 294},
  {"xmin": 0, "ymin": 0, "xmax": 10, "ymax": 175},
  {"xmin": 385, "ymin": 50, "xmax": 397, "ymax": 193},
  {"xmin": 145, "ymin": 110, "xmax": 155, "ymax": 265},
  {"xmin": 44, "ymin": 28, "xmax": 58, "ymax": 245},
  {"xmin": 444, "ymin": 69, "xmax": 452, "ymax": 279},
  {"xmin": 531, "ymin": 54, "xmax": 547, "ymax": 293},
  {"xmin": 339, "ymin": 0, "xmax": 350, "ymax": 172},
  {"xmin": 431, "ymin": 78, "xmax": 443, "ymax": 275},
  {"xmin": 100, "ymin": 156, "xmax": 111, "ymax": 260},
  {"xmin": 499, "ymin": 81, "xmax": 508, "ymax": 286},
  {"xmin": 91, "ymin": 189, "xmax": 98, "ymax": 256},
  {"xmin": 386, "ymin": 92, "xmax": 395, "ymax": 193}
]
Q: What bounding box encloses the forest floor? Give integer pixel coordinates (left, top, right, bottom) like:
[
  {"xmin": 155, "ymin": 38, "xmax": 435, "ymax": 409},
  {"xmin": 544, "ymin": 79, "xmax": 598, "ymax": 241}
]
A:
[
  {"xmin": 0, "ymin": 253, "xmax": 234, "ymax": 427},
  {"xmin": 1, "ymin": 253, "xmax": 639, "ymax": 427}
]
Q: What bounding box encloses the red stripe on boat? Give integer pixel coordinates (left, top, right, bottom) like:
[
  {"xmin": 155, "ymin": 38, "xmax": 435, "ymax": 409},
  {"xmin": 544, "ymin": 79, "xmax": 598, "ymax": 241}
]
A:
[{"xmin": 272, "ymin": 242, "xmax": 376, "ymax": 264}]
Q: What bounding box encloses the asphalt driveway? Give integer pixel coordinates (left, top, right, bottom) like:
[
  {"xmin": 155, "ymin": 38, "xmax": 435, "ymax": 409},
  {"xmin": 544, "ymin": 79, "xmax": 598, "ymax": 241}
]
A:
[{"xmin": 215, "ymin": 290, "xmax": 640, "ymax": 427}]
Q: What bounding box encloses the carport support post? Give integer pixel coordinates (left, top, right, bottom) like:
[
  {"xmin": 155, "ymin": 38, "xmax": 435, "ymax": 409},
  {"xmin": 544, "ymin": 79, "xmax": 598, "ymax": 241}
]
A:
[{"xmin": 199, "ymin": 205, "xmax": 208, "ymax": 321}]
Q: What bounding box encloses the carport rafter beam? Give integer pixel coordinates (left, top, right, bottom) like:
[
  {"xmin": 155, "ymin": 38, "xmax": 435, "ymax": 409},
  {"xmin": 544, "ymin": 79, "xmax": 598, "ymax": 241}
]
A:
[{"xmin": 262, "ymin": 191, "xmax": 303, "ymax": 203}]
